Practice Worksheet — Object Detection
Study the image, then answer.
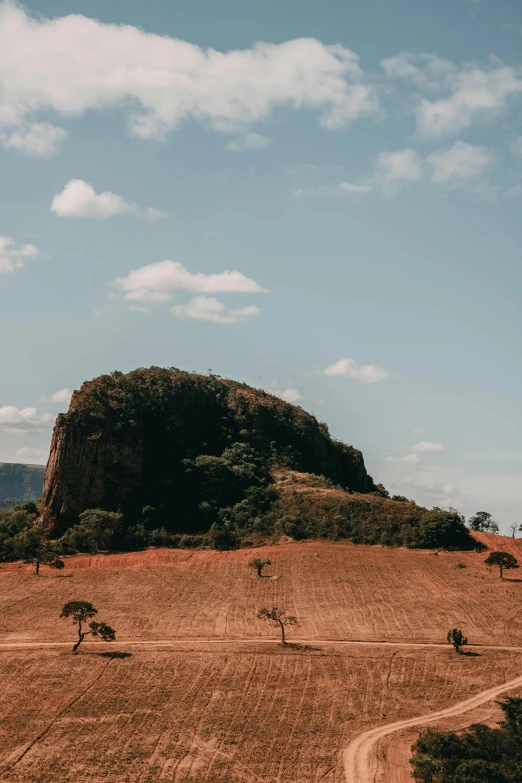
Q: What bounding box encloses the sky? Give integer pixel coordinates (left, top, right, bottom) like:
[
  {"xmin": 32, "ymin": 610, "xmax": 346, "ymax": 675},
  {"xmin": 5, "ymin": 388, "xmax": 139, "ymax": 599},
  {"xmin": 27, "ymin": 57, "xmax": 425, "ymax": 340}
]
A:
[{"xmin": 1, "ymin": 0, "xmax": 522, "ymax": 529}]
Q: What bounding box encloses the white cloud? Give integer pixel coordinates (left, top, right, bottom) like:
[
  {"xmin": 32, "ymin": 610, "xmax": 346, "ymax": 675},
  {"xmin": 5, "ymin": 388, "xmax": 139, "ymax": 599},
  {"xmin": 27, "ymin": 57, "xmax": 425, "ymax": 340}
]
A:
[
  {"xmin": 0, "ymin": 3, "xmax": 379, "ymax": 149},
  {"xmin": 1, "ymin": 121, "xmax": 66, "ymax": 156},
  {"xmin": 51, "ymin": 179, "xmax": 136, "ymax": 218},
  {"xmin": 416, "ymin": 64, "xmax": 522, "ymax": 139},
  {"xmin": 170, "ymin": 296, "xmax": 260, "ymax": 324},
  {"xmin": 269, "ymin": 381, "xmax": 305, "ymax": 404},
  {"xmin": 338, "ymin": 181, "xmax": 372, "ymax": 193},
  {"xmin": 111, "ymin": 260, "xmax": 267, "ymax": 303},
  {"xmin": 381, "ymin": 52, "xmax": 456, "ymax": 92},
  {"xmin": 41, "ymin": 388, "xmax": 72, "ymax": 405},
  {"xmin": 227, "ymin": 132, "xmax": 271, "ymax": 151},
  {"xmin": 427, "ymin": 140, "xmax": 492, "ymax": 184},
  {"xmin": 321, "ymin": 357, "xmax": 390, "ymax": 383},
  {"xmin": 146, "ymin": 207, "xmax": 168, "ymax": 221},
  {"xmin": 412, "ymin": 427, "xmax": 427, "ymax": 436},
  {"xmin": 0, "ymin": 405, "xmax": 53, "ymax": 431},
  {"xmin": 373, "ymin": 148, "xmax": 423, "ymax": 195},
  {"xmin": 411, "ymin": 441, "xmax": 446, "ymax": 453},
  {"xmin": 386, "ymin": 453, "xmax": 420, "ymax": 464},
  {"xmin": 0, "ymin": 236, "xmax": 40, "ymax": 274},
  {"xmin": 16, "ymin": 446, "xmax": 46, "ymax": 459}
]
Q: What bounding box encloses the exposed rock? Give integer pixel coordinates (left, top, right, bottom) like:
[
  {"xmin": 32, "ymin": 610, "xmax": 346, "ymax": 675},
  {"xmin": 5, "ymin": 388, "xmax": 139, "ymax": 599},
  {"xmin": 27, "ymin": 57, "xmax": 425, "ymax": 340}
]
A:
[{"xmin": 41, "ymin": 367, "xmax": 376, "ymax": 533}]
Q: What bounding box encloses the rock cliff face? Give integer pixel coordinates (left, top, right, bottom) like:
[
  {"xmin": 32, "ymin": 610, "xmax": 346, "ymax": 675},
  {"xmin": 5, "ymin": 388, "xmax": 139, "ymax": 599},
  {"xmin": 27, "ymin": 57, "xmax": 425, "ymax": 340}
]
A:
[{"xmin": 41, "ymin": 367, "xmax": 375, "ymax": 533}]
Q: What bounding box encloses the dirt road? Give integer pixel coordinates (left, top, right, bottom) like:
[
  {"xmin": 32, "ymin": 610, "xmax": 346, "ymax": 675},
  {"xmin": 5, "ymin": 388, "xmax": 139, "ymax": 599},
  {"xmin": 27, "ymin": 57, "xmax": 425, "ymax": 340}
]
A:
[{"xmin": 343, "ymin": 672, "xmax": 522, "ymax": 783}]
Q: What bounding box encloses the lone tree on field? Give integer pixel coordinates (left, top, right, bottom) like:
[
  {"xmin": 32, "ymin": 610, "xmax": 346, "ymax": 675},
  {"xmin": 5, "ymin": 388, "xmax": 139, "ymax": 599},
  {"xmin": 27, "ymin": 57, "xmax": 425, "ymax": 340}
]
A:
[
  {"xmin": 60, "ymin": 601, "xmax": 116, "ymax": 653},
  {"xmin": 257, "ymin": 606, "xmax": 297, "ymax": 645},
  {"xmin": 509, "ymin": 522, "xmax": 518, "ymax": 538},
  {"xmin": 447, "ymin": 628, "xmax": 468, "ymax": 654},
  {"xmin": 485, "ymin": 551, "xmax": 519, "ymax": 579},
  {"xmin": 249, "ymin": 558, "xmax": 271, "ymax": 578},
  {"xmin": 31, "ymin": 548, "xmax": 64, "ymax": 577}
]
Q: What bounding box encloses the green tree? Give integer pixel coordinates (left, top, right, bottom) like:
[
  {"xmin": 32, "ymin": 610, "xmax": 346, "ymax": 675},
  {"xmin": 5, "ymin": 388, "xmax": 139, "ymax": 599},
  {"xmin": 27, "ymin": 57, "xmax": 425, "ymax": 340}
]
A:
[
  {"xmin": 257, "ymin": 606, "xmax": 297, "ymax": 645},
  {"xmin": 447, "ymin": 628, "xmax": 468, "ymax": 654},
  {"xmin": 249, "ymin": 558, "xmax": 271, "ymax": 577},
  {"xmin": 469, "ymin": 511, "xmax": 499, "ymax": 534},
  {"xmin": 419, "ymin": 511, "xmax": 473, "ymax": 550},
  {"xmin": 60, "ymin": 601, "xmax": 116, "ymax": 653},
  {"xmin": 10, "ymin": 527, "xmax": 64, "ymax": 575},
  {"xmin": 484, "ymin": 551, "xmax": 518, "ymax": 579}
]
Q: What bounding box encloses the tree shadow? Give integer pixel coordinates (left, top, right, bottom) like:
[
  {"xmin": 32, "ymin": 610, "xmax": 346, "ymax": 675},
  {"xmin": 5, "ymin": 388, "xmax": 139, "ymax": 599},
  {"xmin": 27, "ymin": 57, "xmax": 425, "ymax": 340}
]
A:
[
  {"xmin": 284, "ymin": 643, "xmax": 320, "ymax": 652},
  {"xmin": 94, "ymin": 651, "xmax": 132, "ymax": 659},
  {"xmin": 463, "ymin": 650, "xmax": 481, "ymax": 657},
  {"xmin": 503, "ymin": 578, "xmax": 522, "ymax": 583}
]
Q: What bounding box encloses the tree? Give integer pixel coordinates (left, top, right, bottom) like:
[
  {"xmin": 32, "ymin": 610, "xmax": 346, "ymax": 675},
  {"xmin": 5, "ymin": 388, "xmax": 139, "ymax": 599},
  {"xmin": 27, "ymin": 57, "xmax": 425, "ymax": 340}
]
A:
[
  {"xmin": 419, "ymin": 511, "xmax": 474, "ymax": 550},
  {"xmin": 447, "ymin": 628, "xmax": 468, "ymax": 654},
  {"xmin": 60, "ymin": 601, "xmax": 116, "ymax": 653},
  {"xmin": 257, "ymin": 606, "xmax": 297, "ymax": 645},
  {"xmin": 249, "ymin": 557, "xmax": 271, "ymax": 577},
  {"xmin": 469, "ymin": 511, "xmax": 499, "ymax": 534},
  {"xmin": 509, "ymin": 523, "xmax": 518, "ymax": 538},
  {"xmin": 484, "ymin": 551, "xmax": 518, "ymax": 579},
  {"xmin": 10, "ymin": 527, "xmax": 64, "ymax": 575}
]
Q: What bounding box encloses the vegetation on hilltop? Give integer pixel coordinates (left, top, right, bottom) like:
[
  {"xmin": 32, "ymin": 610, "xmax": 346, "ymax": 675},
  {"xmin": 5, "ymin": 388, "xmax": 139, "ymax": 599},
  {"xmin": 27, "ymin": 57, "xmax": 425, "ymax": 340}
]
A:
[{"xmin": 0, "ymin": 463, "xmax": 45, "ymax": 510}]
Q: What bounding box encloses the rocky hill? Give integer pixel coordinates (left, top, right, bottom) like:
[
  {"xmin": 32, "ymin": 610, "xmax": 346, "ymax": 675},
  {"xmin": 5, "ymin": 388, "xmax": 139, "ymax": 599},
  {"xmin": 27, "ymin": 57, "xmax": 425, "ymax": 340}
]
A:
[
  {"xmin": 0, "ymin": 462, "xmax": 45, "ymax": 508},
  {"xmin": 41, "ymin": 367, "xmax": 376, "ymax": 533}
]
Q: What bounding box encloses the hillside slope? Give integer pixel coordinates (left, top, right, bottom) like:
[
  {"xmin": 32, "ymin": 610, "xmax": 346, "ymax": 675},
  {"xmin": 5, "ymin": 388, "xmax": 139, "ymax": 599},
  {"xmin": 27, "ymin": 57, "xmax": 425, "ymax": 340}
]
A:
[
  {"xmin": 1, "ymin": 532, "xmax": 518, "ymax": 646},
  {"xmin": 41, "ymin": 368, "xmax": 376, "ymax": 532}
]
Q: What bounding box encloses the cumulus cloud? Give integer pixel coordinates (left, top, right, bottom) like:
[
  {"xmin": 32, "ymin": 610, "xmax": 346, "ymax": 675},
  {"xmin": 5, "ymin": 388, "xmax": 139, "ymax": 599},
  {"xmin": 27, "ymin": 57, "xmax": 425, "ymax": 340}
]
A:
[
  {"xmin": 321, "ymin": 357, "xmax": 390, "ymax": 383},
  {"xmin": 0, "ymin": 236, "xmax": 40, "ymax": 274},
  {"xmin": 0, "ymin": 2, "xmax": 379, "ymax": 150},
  {"xmin": 170, "ymin": 296, "xmax": 260, "ymax": 324},
  {"xmin": 269, "ymin": 381, "xmax": 305, "ymax": 404},
  {"xmin": 0, "ymin": 405, "xmax": 53, "ymax": 432},
  {"xmin": 111, "ymin": 260, "xmax": 267, "ymax": 303},
  {"xmin": 410, "ymin": 441, "xmax": 446, "ymax": 453},
  {"xmin": 1, "ymin": 121, "xmax": 66, "ymax": 156},
  {"xmin": 381, "ymin": 52, "xmax": 456, "ymax": 92},
  {"xmin": 427, "ymin": 140, "xmax": 492, "ymax": 184},
  {"xmin": 51, "ymin": 179, "xmax": 136, "ymax": 218},
  {"xmin": 41, "ymin": 388, "xmax": 72, "ymax": 405},
  {"xmin": 373, "ymin": 148, "xmax": 423, "ymax": 195},
  {"xmin": 416, "ymin": 64, "xmax": 522, "ymax": 139},
  {"xmin": 227, "ymin": 132, "xmax": 271, "ymax": 151},
  {"xmin": 293, "ymin": 181, "xmax": 372, "ymax": 197}
]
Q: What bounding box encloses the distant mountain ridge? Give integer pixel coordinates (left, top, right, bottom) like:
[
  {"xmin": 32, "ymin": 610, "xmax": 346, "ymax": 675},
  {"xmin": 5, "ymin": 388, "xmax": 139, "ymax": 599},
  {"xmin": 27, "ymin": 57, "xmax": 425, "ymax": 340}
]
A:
[{"xmin": 0, "ymin": 463, "xmax": 46, "ymax": 507}]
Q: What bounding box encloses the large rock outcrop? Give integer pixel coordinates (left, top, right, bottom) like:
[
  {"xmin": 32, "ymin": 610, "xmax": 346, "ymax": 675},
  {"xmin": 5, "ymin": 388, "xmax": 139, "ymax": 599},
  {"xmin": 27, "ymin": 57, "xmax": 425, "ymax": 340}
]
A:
[{"xmin": 41, "ymin": 367, "xmax": 376, "ymax": 533}]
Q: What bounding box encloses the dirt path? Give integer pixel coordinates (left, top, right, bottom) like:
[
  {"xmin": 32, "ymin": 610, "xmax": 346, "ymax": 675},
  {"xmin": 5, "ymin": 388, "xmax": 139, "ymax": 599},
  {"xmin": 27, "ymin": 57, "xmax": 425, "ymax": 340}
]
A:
[
  {"xmin": 343, "ymin": 672, "xmax": 522, "ymax": 783},
  {"xmin": 2, "ymin": 637, "xmax": 522, "ymax": 652}
]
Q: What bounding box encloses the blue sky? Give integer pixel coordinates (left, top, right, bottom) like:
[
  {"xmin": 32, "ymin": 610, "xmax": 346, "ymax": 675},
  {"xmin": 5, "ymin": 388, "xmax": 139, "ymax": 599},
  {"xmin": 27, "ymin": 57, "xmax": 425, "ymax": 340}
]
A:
[{"xmin": 1, "ymin": 0, "xmax": 522, "ymax": 528}]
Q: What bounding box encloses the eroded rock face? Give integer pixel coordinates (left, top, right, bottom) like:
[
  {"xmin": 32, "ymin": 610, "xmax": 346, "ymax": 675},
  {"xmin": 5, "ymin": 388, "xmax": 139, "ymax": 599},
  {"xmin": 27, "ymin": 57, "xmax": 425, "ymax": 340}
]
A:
[{"xmin": 41, "ymin": 368, "xmax": 375, "ymax": 532}]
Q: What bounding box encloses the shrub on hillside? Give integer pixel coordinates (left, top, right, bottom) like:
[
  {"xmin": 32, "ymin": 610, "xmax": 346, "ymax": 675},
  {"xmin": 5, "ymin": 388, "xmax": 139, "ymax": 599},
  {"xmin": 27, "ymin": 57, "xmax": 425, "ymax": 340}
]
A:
[{"xmin": 418, "ymin": 511, "xmax": 475, "ymax": 550}]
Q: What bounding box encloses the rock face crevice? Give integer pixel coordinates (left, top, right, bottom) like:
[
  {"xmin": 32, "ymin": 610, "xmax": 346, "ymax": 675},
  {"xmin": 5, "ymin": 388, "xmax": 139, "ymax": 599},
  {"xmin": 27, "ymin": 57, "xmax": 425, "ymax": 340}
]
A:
[{"xmin": 41, "ymin": 368, "xmax": 375, "ymax": 532}]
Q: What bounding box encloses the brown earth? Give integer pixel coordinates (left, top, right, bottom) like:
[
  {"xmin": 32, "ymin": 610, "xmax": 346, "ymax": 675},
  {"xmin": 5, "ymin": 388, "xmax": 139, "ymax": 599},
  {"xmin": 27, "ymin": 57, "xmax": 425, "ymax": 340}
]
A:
[{"xmin": 2, "ymin": 532, "xmax": 522, "ymax": 782}]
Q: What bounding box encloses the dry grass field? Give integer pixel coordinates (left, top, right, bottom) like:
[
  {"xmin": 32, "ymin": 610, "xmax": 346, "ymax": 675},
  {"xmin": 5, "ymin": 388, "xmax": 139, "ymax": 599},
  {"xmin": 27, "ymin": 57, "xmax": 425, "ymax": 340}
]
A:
[{"xmin": 2, "ymin": 532, "xmax": 522, "ymax": 782}]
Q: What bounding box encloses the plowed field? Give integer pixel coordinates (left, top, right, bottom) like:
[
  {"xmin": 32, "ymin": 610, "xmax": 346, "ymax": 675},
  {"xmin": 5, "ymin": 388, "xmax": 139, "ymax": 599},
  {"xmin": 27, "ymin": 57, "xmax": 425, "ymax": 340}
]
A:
[
  {"xmin": 2, "ymin": 534, "xmax": 522, "ymax": 646},
  {"xmin": 2, "ymin": 533, "xmax": 522, "ymax": 782}
]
